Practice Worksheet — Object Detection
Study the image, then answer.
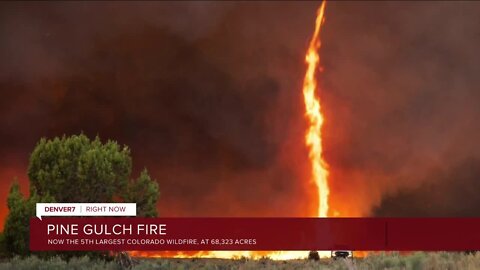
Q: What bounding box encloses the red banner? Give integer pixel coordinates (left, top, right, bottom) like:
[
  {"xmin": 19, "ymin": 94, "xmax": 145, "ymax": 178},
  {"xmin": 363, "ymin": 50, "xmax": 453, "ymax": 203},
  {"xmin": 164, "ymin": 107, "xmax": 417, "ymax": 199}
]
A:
[{"xmin": 30, "ymin": 218, "xmax": 480, "ymax": 251}]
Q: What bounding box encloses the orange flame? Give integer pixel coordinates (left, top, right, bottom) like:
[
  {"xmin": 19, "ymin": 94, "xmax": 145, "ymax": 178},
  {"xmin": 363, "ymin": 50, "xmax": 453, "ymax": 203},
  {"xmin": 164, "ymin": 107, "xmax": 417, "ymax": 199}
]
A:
[
  {"xmin": 130, "ymin": 2, "xmax": 332, "ymax": 260},
  {"xmin": 303, "ymin": 1, "xmax": 329, "ymax": 218},
  {"xmin": 130, "ymin": 251, "xmax": 312, "ymax": 260}
]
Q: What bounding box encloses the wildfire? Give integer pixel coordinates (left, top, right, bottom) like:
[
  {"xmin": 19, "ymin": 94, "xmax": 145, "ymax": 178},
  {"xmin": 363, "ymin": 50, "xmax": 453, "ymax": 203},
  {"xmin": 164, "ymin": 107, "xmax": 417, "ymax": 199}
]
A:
[
  {"xmin": 130, "ymin": 251, "xmax": 309, "ymax": 260},
  {"xmin": 303, "ymin": 1, "xmax": 329, "ymax": 218},
  {"xmin": 131, "ymin": 1, "xmax": 331, "ymax": 261}
]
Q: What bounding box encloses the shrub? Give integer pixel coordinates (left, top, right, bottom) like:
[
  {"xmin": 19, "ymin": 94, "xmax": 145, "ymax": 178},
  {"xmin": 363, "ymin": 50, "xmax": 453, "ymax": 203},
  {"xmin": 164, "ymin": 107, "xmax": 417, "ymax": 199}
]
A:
[{"xmin": 2, "ymin": 134, "xmax": 160, "ymax": 257}]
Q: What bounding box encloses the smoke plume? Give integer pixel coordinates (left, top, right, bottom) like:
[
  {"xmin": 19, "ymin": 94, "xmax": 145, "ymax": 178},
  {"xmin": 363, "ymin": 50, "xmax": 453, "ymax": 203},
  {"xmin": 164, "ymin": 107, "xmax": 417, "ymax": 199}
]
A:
[{"xmin": 1, "ymin": 1, "xmax": 480, "ymax": 229}]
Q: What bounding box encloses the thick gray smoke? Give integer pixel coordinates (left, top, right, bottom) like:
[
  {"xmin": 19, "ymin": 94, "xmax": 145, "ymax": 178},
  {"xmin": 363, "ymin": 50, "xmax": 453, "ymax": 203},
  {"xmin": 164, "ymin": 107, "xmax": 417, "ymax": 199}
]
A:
[
  {"xmin": 0, "ymin": 1, "xmax": 319, "ymax": 223},
  {"xmin": 322, "ymin": 2, "xmax": 480, "ymax": 216},
  {"xmin": 1, "ymin": 1, "xmax": 480, "ymax": 225}
]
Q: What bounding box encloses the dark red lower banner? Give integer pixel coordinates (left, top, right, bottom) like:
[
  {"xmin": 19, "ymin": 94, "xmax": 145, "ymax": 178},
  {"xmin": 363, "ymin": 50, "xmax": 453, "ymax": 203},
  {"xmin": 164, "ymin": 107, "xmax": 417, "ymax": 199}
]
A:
[{"xmin": 30, "ymin": 218, "xmax": 480, "ymax": 251}]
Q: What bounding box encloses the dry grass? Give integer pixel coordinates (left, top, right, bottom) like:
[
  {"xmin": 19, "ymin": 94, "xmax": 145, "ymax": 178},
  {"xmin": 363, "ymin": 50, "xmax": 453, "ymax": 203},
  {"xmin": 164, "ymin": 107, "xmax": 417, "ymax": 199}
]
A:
[{"xmin": 0, "ymin": 252, "xmax": 479, "ymax": 269}]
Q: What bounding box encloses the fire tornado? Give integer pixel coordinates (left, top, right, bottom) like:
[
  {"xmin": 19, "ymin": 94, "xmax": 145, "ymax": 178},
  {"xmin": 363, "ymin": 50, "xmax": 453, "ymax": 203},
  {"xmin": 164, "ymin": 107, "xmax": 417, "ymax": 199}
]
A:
[
  {"xmin": 303, "ymin": 1, "xmax": 330, "ymax": 218},
  {"xmin": 132, "ymin": 2, "xmax": 332, "ymax": 260}
]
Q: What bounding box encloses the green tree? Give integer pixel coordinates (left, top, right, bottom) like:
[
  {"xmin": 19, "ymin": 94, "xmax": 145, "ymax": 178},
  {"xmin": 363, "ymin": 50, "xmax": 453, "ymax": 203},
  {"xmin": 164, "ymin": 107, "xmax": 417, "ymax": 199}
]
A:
[
  {"xmin": 3, "ymin": 183, "xmax": 50, "ymax": 256},
  {"xmin": 3, "ymin": 134, "xmax": 160, "ymax": 256},
  {"xmin": 28, "ymin": 135, "xmax": 132, "ymax": 203},
  {"xmin": 4, "ymin": 182, "xmax": 27, "ymax": 255},
  {"xmin": 125, "ymin": 169, "xmax": 159, "ymax": 217}
]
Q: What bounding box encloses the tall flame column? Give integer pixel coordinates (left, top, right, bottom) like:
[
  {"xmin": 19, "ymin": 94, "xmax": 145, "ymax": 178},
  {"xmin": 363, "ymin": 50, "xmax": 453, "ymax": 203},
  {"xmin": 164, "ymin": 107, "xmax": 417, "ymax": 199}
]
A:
[{"xmin": 302, "ymin": 1, "xmax": 330, "ymax": 218}]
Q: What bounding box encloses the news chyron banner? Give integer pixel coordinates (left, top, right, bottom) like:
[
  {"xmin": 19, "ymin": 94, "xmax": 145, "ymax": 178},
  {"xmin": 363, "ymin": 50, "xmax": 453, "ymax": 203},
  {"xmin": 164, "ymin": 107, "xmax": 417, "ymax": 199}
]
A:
[{"xmin": 30, "ymin": 203, "xmax": 480, "ymax": 251}]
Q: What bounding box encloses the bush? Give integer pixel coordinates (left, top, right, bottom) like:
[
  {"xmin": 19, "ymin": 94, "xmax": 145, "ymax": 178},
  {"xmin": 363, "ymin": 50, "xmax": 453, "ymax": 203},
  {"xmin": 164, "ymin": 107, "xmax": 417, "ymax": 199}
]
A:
[
  {"xmin": 0, "ymin": 256, "xmax": 120, "ymax": 270},
  {"xmin": 2, "ymin": 134, "xmax": 160, "ymax": 257},
  {"xmin": 0, "ymin": 233, "xmax": 7, "ymax": 258}
]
